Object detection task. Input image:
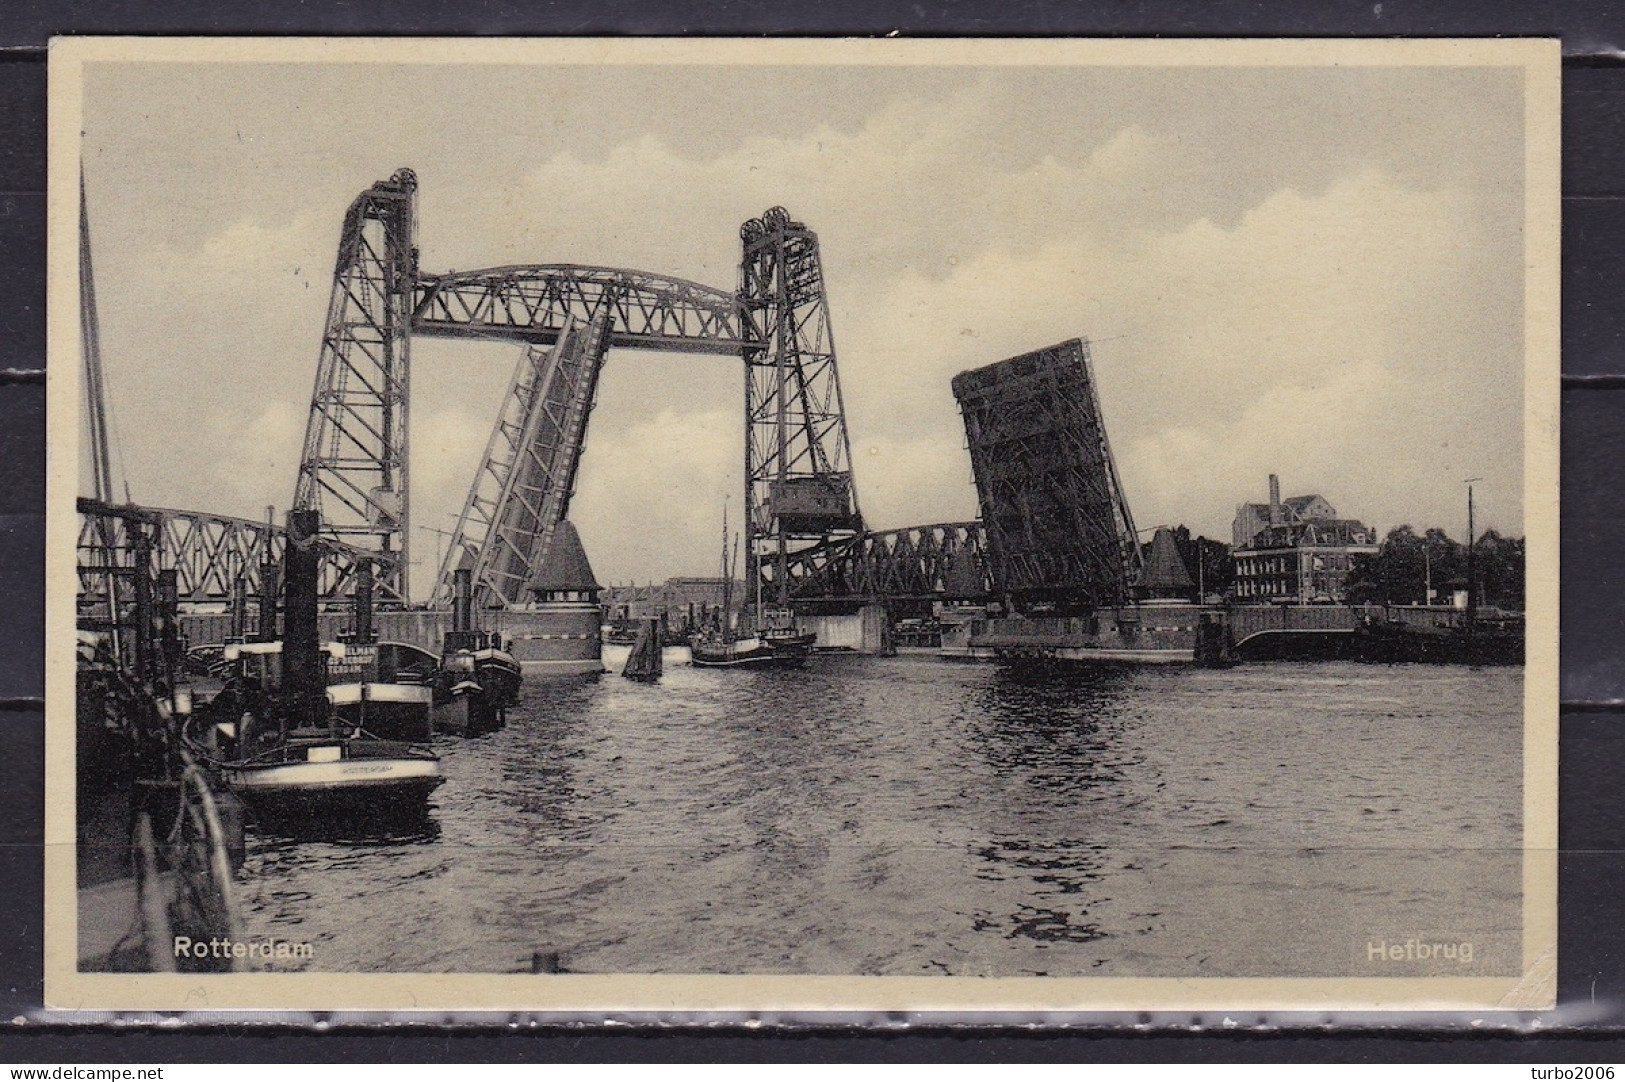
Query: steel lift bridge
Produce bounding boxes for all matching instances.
[79,169,992,618]
[292,169,991,611]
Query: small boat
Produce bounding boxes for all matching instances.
[200,644,444,825]
[689,633,812,668]
[221,730,443,824]
[621,619,664,681]
[688,505,816,669]
[438,634,523,733]
[209,506,444,829]
[437,570,524,733]
[691,608,815,668]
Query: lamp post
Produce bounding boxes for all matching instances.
[1465,478,1482,629]
[1424,540,1431,606]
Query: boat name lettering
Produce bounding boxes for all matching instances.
[341,764,394,775]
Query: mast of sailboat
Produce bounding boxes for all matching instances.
[81,174,120,506]
[81,173,126,659]
[1465,477,1481,630]
[755,500,765,626]
[730,532,740,639]
[719,499,731,636]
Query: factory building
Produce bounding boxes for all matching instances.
[1231,475,1378,603]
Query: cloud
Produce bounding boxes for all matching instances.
[81,62,1530,595]
[90,210,332,516]
[568,407,743,584]
[834,166,1521,542]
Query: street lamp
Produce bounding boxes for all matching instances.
[1465,478,1483,626]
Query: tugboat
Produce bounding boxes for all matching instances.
[210,510,443,827]
[689,504,816,668]
[220,731,443,823]
[434,568,523,733]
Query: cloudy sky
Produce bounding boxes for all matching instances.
[77,52,1530,597]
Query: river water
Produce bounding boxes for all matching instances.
[237,654,1523,979]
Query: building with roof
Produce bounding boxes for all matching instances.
[487,520,605,677]
[525,520,602,603]
[1232,475,1339,549]
[1231,475,1378,603]
[601,577,746,639]
[1139,526,1195,600]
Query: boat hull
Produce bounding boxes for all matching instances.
[971,604,1205,668]
[471,649,523,702]
[690,634,813,669]
[327,681,435,741]
[223,742,443,825]
[1352,622,1524,666]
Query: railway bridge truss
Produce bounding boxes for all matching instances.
[80,170,993,613]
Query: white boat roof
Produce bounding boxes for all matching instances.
[223,641,348,661]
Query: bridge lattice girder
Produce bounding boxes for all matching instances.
[783,520,992,602]
[739,207,864,605]
[292,169,418,603]
[78,499,992,611]
[412,265,744,354]
[78,498,377,605]
[85,175,980,618]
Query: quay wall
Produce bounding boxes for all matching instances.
[799,604,892,654]
[1226,604,1370,645]
[179,603,604,678]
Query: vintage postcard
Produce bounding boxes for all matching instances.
[46,37,1559,1014]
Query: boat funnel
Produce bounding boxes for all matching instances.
[354,559,376,645]
[282,507,326,717]
[256,557,280,642]
[453,568,474,633]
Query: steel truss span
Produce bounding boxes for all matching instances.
[413,266,743,354]
[81,172,993,617]
[77,498,375,605]
[292,174,760,605]
[782,521,992,602]
[293,173,869,612]
[953,338,1142,608]
[433,307,616,609]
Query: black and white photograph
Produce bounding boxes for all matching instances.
[48,37,1558,1013]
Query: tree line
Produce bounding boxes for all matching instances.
[1342,525,1525,610]
[1144,524,1525,610]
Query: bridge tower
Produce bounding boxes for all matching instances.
[292,169,419,604]
[739,207,864,611]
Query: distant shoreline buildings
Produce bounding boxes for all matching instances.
[1230,474,1378,604]
[602,577,743,623]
